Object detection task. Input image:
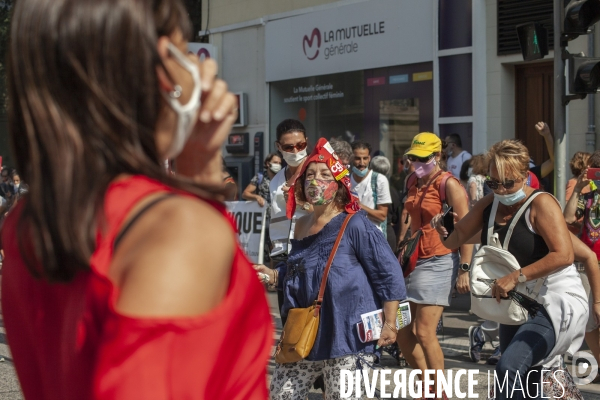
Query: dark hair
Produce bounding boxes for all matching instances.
[351,140,371,154]
[588,150,600,169]
[276,119,306,142]
[445,133,462,148]
[459,159,470,181]
[570,151,591,176]
[8,0,211,282]
[295,170,350,211]
[264,152,281,167]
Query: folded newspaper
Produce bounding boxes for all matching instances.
[356,302,412,343]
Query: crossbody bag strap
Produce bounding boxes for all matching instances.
[417,170,443,227]
[502,192,543,250]
[314,213,355,316]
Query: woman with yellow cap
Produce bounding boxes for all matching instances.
[397,132,473,399]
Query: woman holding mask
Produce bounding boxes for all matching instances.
[256,138,406,399]
[1,0,272,399]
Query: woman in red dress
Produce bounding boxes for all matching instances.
[1,0,272,399]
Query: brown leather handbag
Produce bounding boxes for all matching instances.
[274,213,354,364]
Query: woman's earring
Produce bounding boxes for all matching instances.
[169,85,182,99]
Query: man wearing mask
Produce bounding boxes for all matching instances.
[445,133,471,179]
[350,140,391,232]
[268,119,311,324]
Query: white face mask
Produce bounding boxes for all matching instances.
[269,163,282,173]
[161,43,202,160]
[282,149,307,167]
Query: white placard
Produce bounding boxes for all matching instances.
[265,0,433,82]
[225,201,267,264]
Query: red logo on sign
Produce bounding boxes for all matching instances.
[303,28,321,61]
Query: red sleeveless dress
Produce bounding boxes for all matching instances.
[1,175,272,399]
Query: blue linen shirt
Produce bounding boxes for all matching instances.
[280,210,407,361]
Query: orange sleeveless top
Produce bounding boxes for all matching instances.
[405,172,457,258]
[1,175,272,399]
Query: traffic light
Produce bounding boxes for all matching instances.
[569,55,600,94]
[564,0,600,40]
[516,23,549,61]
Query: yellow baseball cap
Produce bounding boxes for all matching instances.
[405,132,442,158]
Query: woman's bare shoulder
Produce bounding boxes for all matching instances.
[111,196,235,318]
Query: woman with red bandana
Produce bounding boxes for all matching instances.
[255,138,406,399]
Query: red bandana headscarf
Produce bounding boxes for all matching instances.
[286,137,360,218]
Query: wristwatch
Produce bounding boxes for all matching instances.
[459,263,470,272]
[302,203,310,211]
[518,270,527,283]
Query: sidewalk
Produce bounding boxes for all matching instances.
[266,291,600,399]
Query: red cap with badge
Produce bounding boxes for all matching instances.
[286,137,360,218]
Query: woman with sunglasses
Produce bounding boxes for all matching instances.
[1,0,272,398]
[397,132,473,399]
[432,140,588,400]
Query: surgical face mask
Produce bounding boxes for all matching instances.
[282,149,307,167]
[352,166,369,178]
[161,43,202,160]
[413,158,437,178]
[494,183,527,206]
[304,178,337,205]
[269,163,282,173]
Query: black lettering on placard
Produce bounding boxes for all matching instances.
[253,212,263,234]
[242,212,252,234]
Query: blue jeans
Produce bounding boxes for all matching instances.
[494,307,555,400]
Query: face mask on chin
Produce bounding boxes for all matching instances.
[352,166,369,178]
[161,43,202,160]
[494,182,527,206]
[282,149,307,167]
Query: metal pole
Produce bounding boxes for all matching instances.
[588,33,596,153]
[554,0,567,207]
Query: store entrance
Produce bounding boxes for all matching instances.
[515,62,554,167]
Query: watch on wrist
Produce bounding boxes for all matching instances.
[459,263,470,272]
[302,203,310,211]
[518,270,527,283]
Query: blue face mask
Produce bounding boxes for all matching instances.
[494,185,526,206]
[352,166,369,178]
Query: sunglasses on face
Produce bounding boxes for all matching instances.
[485,177,519,190]
[279,141,308,153]
[407,154,434,163]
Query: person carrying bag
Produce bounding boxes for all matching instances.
[255,138,406,399]
[274,213,353,364]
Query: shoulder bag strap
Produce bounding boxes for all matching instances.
[502,192,543,250]
[417,170,443,227]
[314,213,355,316]
[487,198,500,246]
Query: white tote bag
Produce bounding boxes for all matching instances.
[470,193,545,325]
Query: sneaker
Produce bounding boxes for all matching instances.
[487,347,502,365]
[468,325,484,362]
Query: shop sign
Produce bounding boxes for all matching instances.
[265,0,433,82]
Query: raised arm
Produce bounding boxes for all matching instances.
[535,122,555,179]
[564,169,589,224]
